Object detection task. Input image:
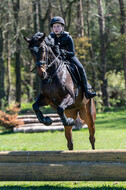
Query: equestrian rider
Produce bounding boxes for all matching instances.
[48,16,96,99]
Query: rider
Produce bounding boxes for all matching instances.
[48,16,96,99]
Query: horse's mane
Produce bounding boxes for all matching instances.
[31,32,44,40]
[45,35,61,57]
[45,35,55,46]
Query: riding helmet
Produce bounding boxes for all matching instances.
[50,16,65,27]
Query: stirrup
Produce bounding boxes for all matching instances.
[85,90,97,99]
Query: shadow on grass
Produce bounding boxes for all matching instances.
[0,130,14,135]
[95,117,126,129]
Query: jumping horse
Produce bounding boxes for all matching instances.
[24,32,96,150]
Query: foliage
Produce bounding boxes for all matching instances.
[0,104,24,131]
[95,70,125,111]
[0,0,125,108]
[106,70,126,107]
[111,34,126,56]
[74,36,91,62]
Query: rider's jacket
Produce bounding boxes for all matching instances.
[49,31,75,59]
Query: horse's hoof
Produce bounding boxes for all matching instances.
[44,116,52,126]
[64,118,75,127]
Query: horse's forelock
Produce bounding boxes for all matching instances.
[28,33,44,49]
[32,32,44,39]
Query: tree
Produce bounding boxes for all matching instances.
[118,0,126,88]
[0,0,125,107]
[97,0,109,106]
[76,0,84,37]
[58,0,77,31]
[12,0,21,106]
[6,0,11,105]
[0,2,5,108]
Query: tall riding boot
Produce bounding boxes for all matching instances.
[80,68,97,99]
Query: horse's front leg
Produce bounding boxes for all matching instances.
[32,94,52,126]
[57,94,75,126]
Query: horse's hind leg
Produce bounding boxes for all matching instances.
[33,94,52,126]
[64,109,78,150]
[79,100,96,150]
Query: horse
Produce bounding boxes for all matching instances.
[24,32,96,150]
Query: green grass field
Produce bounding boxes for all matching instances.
[0,109,126,189]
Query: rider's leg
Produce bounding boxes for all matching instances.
[69,57,96,99]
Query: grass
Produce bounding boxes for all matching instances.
[0,109,126,189]
[0,181,126,190]
[0,109,126,151]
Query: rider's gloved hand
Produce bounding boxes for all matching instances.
[60,49,67,59]
[54,45,60,55]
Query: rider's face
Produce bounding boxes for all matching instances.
[52,23,63,36]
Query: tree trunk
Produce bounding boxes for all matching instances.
[6,34,11,106]
[76,0,84,37]
[33,0,51,97]
[12,0,21,106]
[6,0,11,106]
[48,0,53,32]
[77,0,84,37]
[58,0,76,32]
[32,0,41,97]
[118,0,126,88]
[33,0,40,32]
[97,0,109,106]
[15,38,21,104]
[0,24,5,108]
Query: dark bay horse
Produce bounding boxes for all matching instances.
[24,32,96,150]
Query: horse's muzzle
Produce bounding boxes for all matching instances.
[36,66,47,79]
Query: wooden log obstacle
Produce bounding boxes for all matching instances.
[15,114,86,133]
[0,150,126,181]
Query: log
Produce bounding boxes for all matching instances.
[0,150,126,181]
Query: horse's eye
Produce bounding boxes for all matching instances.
[33,46,39,53]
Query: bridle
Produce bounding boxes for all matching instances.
[30,41,63,81]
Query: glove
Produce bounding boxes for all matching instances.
[55,45,61,55]
[60,49,67,59]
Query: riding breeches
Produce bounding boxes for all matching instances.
[68,56,87,79]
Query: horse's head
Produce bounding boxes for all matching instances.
[24,32,48,79]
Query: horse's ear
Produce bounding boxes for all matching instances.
[24,36,31,43]
[43,33,46,39]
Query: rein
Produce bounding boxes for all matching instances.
[47,54,60,68]
[47,59,64,83]
[30,40,64,83]
[30,54,61,73]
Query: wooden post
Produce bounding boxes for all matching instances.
[0,150,126,181]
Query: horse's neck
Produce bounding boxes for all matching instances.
[48,47,60,70]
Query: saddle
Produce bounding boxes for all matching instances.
[65,62,81,97]
[65,62,81,86]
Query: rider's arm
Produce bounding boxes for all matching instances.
[65,35,75,58]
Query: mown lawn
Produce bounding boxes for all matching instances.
[0,109,126,189]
